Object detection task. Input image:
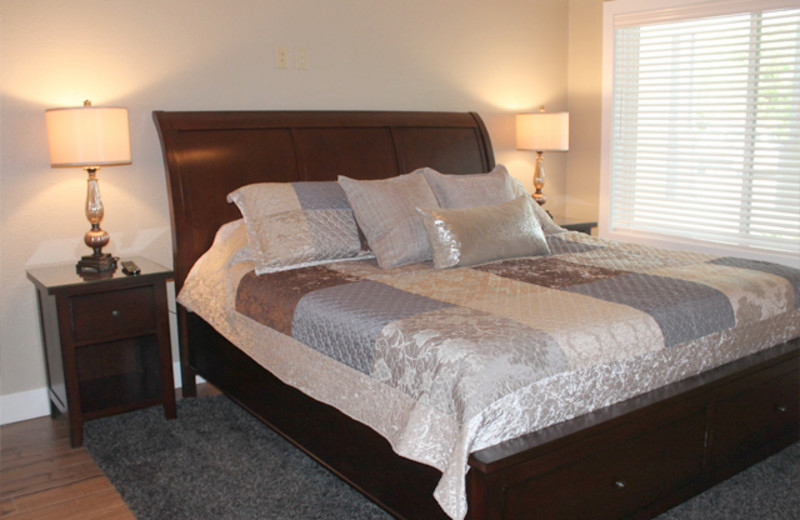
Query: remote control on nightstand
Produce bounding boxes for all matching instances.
[121,260,141,275]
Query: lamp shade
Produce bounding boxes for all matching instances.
[516,112,569,152]
[45,105,131,167]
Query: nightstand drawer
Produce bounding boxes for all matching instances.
[70,286,156,342]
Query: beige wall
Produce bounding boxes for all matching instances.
[566,0,604,221]
[0,0,602,421]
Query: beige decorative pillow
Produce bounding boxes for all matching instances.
[338,170,440,268]
[227,181,373,274]
[423,164,516,208]
[416,196,550,268]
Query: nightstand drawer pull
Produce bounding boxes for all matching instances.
[111,309,121,318]
[614,479,627,490]
[776,404,787,413]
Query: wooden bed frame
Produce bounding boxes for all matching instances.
[153,110,798,520]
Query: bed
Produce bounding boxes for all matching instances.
[153,109,799,520]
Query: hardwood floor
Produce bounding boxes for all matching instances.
[0,385,219,519]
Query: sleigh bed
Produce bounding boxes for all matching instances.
[153,109,799,520]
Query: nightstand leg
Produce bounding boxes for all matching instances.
[159,352,177,419]
[154,282,177,419]
[68,416,84,448]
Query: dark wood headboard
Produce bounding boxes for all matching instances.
[153,110,495,291]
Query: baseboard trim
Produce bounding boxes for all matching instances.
[0,362,203,425]
[0,387,51,425]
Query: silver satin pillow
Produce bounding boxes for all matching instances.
[417,195,550,268]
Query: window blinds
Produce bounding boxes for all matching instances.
[606,1,800,260]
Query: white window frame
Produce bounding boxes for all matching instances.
[600,0,800,268]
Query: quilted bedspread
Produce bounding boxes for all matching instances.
[180,222,800,520]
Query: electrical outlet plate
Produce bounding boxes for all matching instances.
[275,46,289,69]
[295,47,308,70]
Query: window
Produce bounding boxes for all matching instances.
[601,0,800,267]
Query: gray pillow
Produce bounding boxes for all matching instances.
[338,170,440,268]
[416,195,550,268]
[423,164,515,208]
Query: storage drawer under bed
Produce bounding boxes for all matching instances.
[467,344,799,520]
[501,407,707,520]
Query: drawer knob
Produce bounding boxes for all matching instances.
[614,479,627,490]
[776,404,787,413]
[111,309,121,318]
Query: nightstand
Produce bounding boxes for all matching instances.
[27,256,176,447]
[551,215,598,235]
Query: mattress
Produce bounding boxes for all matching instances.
[178,219,800,520]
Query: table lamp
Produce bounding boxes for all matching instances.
[45,100,131,273]
[516,106,569,207]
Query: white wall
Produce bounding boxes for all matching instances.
[1,0,601,423]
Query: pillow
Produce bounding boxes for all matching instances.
[338,170,440,268]
[424,163,564,235]
[507,175,565,235]
[227,181,373,274]
[423,164,516,208]
[416,195,550,269]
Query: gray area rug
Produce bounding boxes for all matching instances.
[84,395,798,520]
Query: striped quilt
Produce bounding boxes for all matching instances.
[236,233,799,424]
[182,224,800,520]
